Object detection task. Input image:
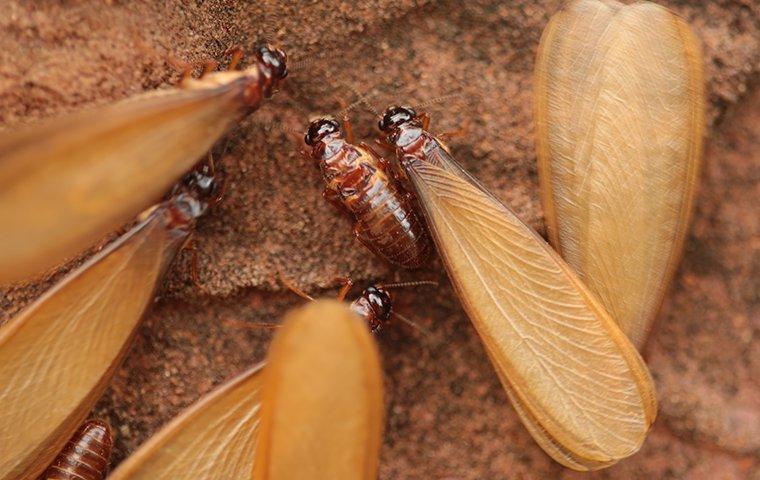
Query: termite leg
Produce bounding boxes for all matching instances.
[437,122,470,142]
[206,151,216,174]
[361,142,391,171]
[181,237,203,290]
[335,276,354,301]
[419,112,431,131]
[278,271,315,301]
[373,138,395,154]
[342,115,356,145]
[225,45,244,71]
[200,60,219,78]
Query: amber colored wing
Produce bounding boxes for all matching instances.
[110,363,265,480]
[0,205,185,480]
[0,81,245,284]
[253,301,384,480]
[534,0,705,347]
[402,150,657,470]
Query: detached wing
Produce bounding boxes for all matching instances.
[0,80,246,283]
[534,0,705,347]
[403,147,657,470]
[110,364,265,480]
[0,205,185,480]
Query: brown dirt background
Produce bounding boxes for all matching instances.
[1,1,758,478]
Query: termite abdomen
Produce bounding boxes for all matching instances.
[305,117,431,269]
[40,420,113,480]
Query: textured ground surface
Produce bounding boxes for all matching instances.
[0,1,758,479]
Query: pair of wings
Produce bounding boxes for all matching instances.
[398,137,657,470]
[112,300,384,480]
[0,204,187,480]
[534,0,705,347]
[0,72,251,285]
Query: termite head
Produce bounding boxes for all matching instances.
[378,105,418,133]
[305,117,341,146]
[378,105,424,149]
[351,285,393,333]
[304,117,344,161]
[168,162,225,228]
[257,45,288,80]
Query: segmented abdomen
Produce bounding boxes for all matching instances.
[41,420,113,480]
[352,172,430,269]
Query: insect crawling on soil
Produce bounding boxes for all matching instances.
[0,44,286,284]
[377,105,658,471]
[278,275,436,336]
[0,163,222,480]
[304,116,431,269]
[40,420,114,480]
[534,0,705,348]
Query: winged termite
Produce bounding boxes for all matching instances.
[0,45,287,284]
[534,0,705,348]
[40,420,113,480]
[377,106,657,470]
[304,117,431,268]
[109,364,265,480]
[0,165,220,480]
[252,300,384,480]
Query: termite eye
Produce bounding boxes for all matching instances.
[365,286,392,321]
[378,105,417,132]
[258,45,288,79]
[304,118,341,145]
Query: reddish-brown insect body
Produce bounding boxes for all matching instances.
[40,420,113,480]
[304,118,431,269]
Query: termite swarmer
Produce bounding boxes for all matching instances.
[304,117,431,269]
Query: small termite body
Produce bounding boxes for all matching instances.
[304,118,431,269]
[278,276,433,336]
[40,420,113,480]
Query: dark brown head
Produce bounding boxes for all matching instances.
[169,162,225,228]
[304,117,341,146]
[256,44,288,80]
[252,44,288,99]
[304,117,345,162]
[378,105,419,133]
[353,285,393,334]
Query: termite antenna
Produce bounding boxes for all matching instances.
[378,280,438,290]
[393,311,433,339]
[410,91,482,111]
[223,318,281,330]
[278,271,315,301]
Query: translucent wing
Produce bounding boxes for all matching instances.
[253,301,384,480]
[0,205,186,480]
[110,364,265,480]
[402,147,657,470]
[534,0,705,347]
[0,77,246,283]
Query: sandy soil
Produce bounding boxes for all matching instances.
[0,1,758,478]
